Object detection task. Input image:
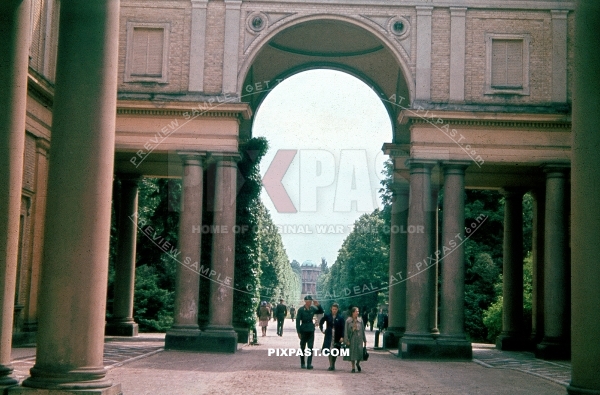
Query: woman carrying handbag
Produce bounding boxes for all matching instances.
[343,307,367,373]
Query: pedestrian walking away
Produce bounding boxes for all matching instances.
[343,306,367,373]
[295,295,324,369]
[319,302,345,371]
[257,301,271,337]
[275,299,288,336]
[368,308,377,331]
[290,306,296,322]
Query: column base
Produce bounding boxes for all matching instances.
[165,327,238,353]
[399,333,436,359]
[105,321,138,337]
[382,327,403,349]
[233,327,250,344]
[436,336,473,359]
[400,334,472,359]
[164,328,201,351]
[197,327,238,353]
[8,384,122,395]
[567,385,600,395]
[0,365,19,386]
[535,337,570,360]
[496,333,528,351]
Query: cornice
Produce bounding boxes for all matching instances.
[116,100,252,120]
[398,109,571,129]
[27,68,54,108]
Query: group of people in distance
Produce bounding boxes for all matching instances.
[257,299,288,337]
[257,295,372,372]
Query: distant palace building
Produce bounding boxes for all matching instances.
[300,260,321,301]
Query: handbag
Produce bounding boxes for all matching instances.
[362,347,369,361]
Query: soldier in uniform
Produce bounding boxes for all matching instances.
[275,298,288,336]
[295,295,324,369]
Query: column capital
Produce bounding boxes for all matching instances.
[416,6,434,15]
[442,161,470,175]
[211,152,241,166]
[450,7,467,16]
[191,0,208,8]
[542,164,570,178]
[550,10,569,19]
[405,158,436,173]
[178,151,207,167]
[35,137,50,155]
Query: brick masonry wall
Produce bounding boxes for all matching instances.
[465,10,553,105]
[114,1,570,107]
[22,134,36,193]
[431,7,450,102]
[118,0,191,93]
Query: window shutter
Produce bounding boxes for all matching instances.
[30,0,46,71]
[131,27,164,77]
[46,0,60,82]
[506,40,523,87]
[145,29,164,76]
[491,39,523,88]
[491,40,507,87]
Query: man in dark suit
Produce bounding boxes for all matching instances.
[275,299,288,336]
[295,295,324,369]
[319,302,345,371]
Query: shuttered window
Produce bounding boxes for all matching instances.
[131,27,164,77]
[485,34,530,95]
[125,22,169,83]
[491,39,523,88]
[29,0,46,72]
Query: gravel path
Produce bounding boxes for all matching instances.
[106,320,566,395]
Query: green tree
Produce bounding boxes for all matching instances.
[483,253,533,342]
[320,210,390,312]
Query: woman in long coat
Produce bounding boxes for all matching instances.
[343,306,367,372]
[319,302,345,371]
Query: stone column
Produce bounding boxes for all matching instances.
[496,188,525,351]
[536,167,570,359]
[400,160,436,358]
[165,152,205,350]
[106,176,141,337]
[384,168,409,350]
[568,2,600,393]
[199,154,239,353]
[0,0,31,387]
[17,1,121,393]
[438,162,472,359]
[529,189,545,346]
[429,186,439,336]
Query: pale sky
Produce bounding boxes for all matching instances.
[252,69,392,265]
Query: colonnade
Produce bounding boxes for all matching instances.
[163,153,240,353]
[384,157,572,360]
[108,153,240,352]
[385,160,472,359]
[0,1,241,392]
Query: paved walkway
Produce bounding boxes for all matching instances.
[10,321,571,394]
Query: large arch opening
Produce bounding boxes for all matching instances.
[252,68,392,280]
[239,17,413,143]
